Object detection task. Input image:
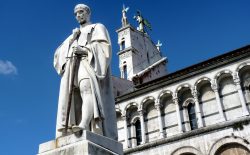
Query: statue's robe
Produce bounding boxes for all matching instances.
[54,23,118,140]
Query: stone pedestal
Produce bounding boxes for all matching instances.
[38,131,123,155]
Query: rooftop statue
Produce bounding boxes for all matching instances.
[133,10,152,33]
[53,4,118,140]
[122,4,129,27]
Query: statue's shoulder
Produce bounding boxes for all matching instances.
[84,23,104,28]
[83,23,106,34]
[91,23,107,31]
[89,23,109,41]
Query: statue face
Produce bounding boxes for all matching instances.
[75,9,88,25]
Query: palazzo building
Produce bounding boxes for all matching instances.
[113,8,250,155]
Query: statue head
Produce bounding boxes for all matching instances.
[74,4,91,25]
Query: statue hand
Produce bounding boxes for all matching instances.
[72,28,80,39]
[73,46,88,55]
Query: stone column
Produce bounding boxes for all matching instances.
[192,88,204,128]
[211,82,226,121]
[234,74,250,116]
[182,107,190,131]
[173,97,183,133]
[120,67,124,79]
[122,114,129,148]
[138,109,146,144]
[155,100,165,138]
[119,42,123,50]
[131,124,137,147]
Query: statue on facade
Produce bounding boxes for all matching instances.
[133,10,152,33]
[53,4,118,140]
[122,4,129,27]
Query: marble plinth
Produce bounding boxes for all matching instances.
[38,130,123,155]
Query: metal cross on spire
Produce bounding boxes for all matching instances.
[156,40,162,51]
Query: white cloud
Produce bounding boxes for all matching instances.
[0,60,18,75]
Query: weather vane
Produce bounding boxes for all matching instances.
[133,10,152,33]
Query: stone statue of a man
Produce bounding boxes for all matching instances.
[53,4,117,140]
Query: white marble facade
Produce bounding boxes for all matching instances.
[115,55,250,154]
[117,25,167,83]
[114,10,250,154]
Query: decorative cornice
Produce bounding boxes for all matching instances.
[117,47,138,55]
[132,57,167,78]
[116,24,136,33]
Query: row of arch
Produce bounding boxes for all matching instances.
[171,136,250,155]
[121,62,250,113]
[116,62,250,148]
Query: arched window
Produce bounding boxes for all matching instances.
[215,143,250,155]
[135,120,142,145]
[123,65,127,79]
[242,78,250,102]
[187,103,198,130]
[121,40,125,50]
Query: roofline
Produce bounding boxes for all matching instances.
[116,44,250,103]
[133,57,167,78]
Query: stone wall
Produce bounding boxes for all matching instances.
[117,25,167,83]
[116,57,250,151]
[124,117,250,155]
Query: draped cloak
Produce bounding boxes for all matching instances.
[53,23,118,140]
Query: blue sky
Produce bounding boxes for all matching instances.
[0,0,250,154]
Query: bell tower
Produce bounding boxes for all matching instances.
[117,6,168,84]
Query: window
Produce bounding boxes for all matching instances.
[123,65,127,79]
[147,53,150,63]
[135,120,142,145]
[121,40,125,50]
[187,103,198,130]
[215,143,250,155]
[116,91,120,96]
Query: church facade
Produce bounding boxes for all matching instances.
[114,8,250,155]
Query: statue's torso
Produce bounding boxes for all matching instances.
[67,24,96,58]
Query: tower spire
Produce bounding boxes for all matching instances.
[117,9,167,84]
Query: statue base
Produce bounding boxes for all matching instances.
[38,130,123,155]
